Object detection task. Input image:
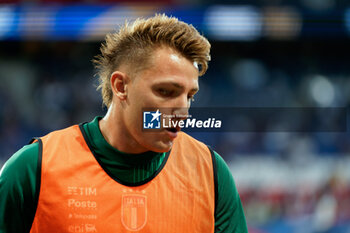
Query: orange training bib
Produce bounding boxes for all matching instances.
[30,125,215,233]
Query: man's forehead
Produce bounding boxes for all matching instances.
[170,54,181,63]
[168,52,199,71]
[135,47,199,84]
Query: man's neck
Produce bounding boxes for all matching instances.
[99,105,147,154]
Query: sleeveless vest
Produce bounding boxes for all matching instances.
[30,125,216,233]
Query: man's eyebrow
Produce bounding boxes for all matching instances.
[155,82,199,92]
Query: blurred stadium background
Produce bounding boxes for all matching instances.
[1,0,350,232]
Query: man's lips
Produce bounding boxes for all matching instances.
[164,125,181,139]
[166,128,178,133]
[164,119,182,131]
[165,125,181,132]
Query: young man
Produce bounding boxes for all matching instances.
[0,14,247,232]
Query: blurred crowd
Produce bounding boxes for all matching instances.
[1,37,350,231]
[243,174,350,233]
[0,42,104,163]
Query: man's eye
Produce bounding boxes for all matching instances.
[158,89,172,96]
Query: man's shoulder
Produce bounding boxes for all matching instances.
[0,142,39,181]
[175,132,215,160]
[41,124,82,141]
[176,132,227,160]
[176,131,207,147]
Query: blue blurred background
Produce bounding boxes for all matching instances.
[1,0,350,232]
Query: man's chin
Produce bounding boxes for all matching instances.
[139,131,174,152]
[148,140,173,153]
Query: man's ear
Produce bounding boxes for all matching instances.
[110,71,129,100]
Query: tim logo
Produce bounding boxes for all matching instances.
[121,194,147,231]
[143,110,161,129]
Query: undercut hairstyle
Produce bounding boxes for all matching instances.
[93,13,211,108]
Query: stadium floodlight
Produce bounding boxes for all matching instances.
[203,5,262,41]
[0,5,15,39]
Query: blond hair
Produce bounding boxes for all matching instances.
[93,14,211,107]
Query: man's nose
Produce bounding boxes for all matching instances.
[172,95,190,120]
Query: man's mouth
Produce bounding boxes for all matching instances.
[164,126,181,138]
[163,118,182,137]
[166,127,178,133]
